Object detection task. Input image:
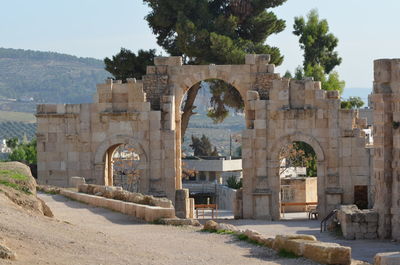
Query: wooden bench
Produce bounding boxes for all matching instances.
[281,202,318,219]
[195,204,218,219]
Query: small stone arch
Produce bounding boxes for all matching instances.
[268,132,327,220]
[269,132,325,162]
[93,135,148,187]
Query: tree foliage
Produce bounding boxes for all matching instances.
[280,141,316,177]
[8,138,37,165]
[341,96,365,109]
[226,175,242,189]
[292,10,345,94]
[143,0,286,65]
[143,0,287,136]
[190,134,218,157]
[104,48,157,82]
[293,9,341,74]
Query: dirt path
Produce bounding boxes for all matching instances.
[0,193,318,265]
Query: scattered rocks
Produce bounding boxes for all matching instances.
[204,220,218,231]
[0,244,16,260]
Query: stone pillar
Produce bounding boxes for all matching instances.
[175,189,190,219]
[372,59,395,239]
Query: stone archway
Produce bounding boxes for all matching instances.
[268,132,326,220]
[172,75,251,191]
[93,135,148,191]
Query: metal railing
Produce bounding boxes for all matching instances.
[320,209,338,232]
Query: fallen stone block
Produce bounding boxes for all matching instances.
[303,241,351,265]
[374,252,400,265]
[273,234,316,251]
[204,220,218,231]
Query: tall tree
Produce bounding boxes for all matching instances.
[190,134,218,157]
[292,9,345,94]
[293,9,341,74]
[104,48,156,82]
[143,0,287,139]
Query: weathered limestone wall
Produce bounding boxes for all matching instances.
[371,59,400,240]
[242,75,371,220]
[37,78,176,200]
[37,54,372,220]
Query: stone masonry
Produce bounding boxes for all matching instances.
[371,59,400,240]
[36,54,373,222]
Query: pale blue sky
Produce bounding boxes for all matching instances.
[2,0,399,99]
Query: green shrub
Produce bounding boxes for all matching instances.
[226,175,242,189]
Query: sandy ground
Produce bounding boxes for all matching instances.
[0,193,319,265]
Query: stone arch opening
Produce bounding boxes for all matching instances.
[177,78,246,211]
[94,135,148,192]
[103,144,143,192]
[269,133,326,220]
[278,141,318,220]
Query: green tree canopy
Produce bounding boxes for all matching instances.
[8,139,37,165]
[341,96,365,109]
[143,0,286,65]
[190,134,218,157]
[104,48,157,82]
[292,9,345,94]
[293,9,341,74]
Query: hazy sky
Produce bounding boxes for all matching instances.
[2,0,399,98]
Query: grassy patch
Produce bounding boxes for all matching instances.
[215,229,235,235]
[0,179,31,194]
[278,249,299,259]
[0,169,28,181]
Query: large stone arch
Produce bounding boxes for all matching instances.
[170,65,251,110]
[93,134,148,189]
[267,132,327,220]
[167,65,253,191]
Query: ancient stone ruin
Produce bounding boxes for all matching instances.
[35,54,399,240]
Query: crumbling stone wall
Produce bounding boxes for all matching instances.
[36,54,372,218]
[337,205,378,240]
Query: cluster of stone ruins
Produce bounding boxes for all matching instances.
[36,54,399,240]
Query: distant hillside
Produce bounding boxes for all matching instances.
[0,48,109,111]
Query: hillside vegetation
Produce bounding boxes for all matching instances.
[0,121,36,141]
[0,48,108,111]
